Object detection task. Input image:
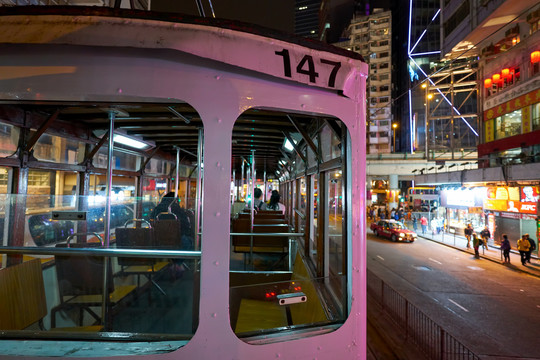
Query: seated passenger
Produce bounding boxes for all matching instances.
[152,191,193,250]
[245,187,264,211]
[261,190,286,213]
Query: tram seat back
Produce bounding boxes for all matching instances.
[238,213,285,220]
[116,220,155,267]
[0,259,47,330]
[253,218,288,225]
[232,219,289,252]
[55,242,114,296]
[153,218,182,249]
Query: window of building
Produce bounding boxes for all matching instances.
[495,109,522,140]
[533,103,540,131]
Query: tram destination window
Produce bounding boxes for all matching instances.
[229,109,350,341]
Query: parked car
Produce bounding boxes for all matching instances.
[370,219,416,242]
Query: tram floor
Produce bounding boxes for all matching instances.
[111,261,197,335]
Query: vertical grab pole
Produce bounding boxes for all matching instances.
[195,128,203,250]
[102,110,115,330]
[241,160,245,202]
[250,150,255,268]
[175,147,180,196]
[263,170,267,202]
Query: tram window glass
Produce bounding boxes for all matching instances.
[33,133,85,164]
[144,158,172,176]
[320,125,341,162]
[0,122,18,157]
[229,111,349,339]
[93,147,139,171]
[0,167,7,193]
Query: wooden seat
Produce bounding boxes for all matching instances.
[52,242,136,329]
[232,219,290,253]
[0,259,47,330]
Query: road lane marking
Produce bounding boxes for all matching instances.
[429,258,442,265]
[448,298,469,312]
[466,266,484,271]
[377,255,385,261]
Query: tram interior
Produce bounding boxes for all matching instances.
[0,102,349,343]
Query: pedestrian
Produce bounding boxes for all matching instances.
[480,225,490,252]
[464,224,473,249]
[526,234,536,264]
[517,234,531,266]
[420,215,428,234]
[472,232,481,258]
[500,234,511,264]
[412,216,418,232]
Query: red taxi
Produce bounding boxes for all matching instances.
[370,219,416,242]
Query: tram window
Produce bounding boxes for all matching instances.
[33,133,85,164]
[0,122,18,157]
[93,147,138,171]
[230,110,349,340]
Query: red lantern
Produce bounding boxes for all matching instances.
[484,79,492,88]
[501,68,510,78]
[531,51,540,63]
[492,73,501,83]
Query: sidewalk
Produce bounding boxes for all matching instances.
[412,225,540,278]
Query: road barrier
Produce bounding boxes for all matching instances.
[367,269,480,360]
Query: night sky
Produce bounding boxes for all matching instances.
[152,0,295,33]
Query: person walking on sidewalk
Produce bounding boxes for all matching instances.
[420,215,428,234]
[413,216,418,232]
[480,226,490,252]
[464,224,473,249]
[526,234,536,264]
[517,234,531,266]
[472,232,481,259]
[500,234,511,264]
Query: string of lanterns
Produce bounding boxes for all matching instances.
[483,50,539,89]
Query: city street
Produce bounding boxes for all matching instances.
[367,231,540,359]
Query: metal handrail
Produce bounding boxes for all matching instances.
[0,246,201,259]
[230,233,304,237]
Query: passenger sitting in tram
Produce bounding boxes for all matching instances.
[245,188,264,211]
[152,191,193,249]
[261,190,286,213]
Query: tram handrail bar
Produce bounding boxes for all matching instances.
[294,209,306,220]
[230,232,304,237]
[0,246,201,259]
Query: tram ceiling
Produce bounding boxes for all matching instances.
[3,103,342,177]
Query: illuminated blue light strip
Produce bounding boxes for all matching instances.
[432,9,441,21]
[408,0,413,54]
[409,57,479,137]
[410,29,427,54]
[409,89,414,153]
[410,51,441,57]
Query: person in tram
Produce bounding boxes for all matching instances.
[246,187,264,211]
[480,226,490,252]
[464,223,473,249]
[500,234,511,264]
[261,190,286,213]
[517,234,531,266]
[152,191,193,250]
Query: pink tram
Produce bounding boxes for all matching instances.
[0,6,368,359]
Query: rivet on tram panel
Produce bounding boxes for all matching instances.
[215,75,221,80]
[275,354,281,358]
[216,162,221,167]
[215,212,221,217]
[117,88,123,94]
[317,346,322,351]
[211,312,217,318]
[217,118,222,123]
[214,261,219,266]
[301,104,306,109]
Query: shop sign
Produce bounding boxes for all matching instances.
[484,88,540,121]
[521,186,540,202]
[484,199,508,211]
[468,207,483,214]
[521,214,537,220]
[501,212,520,219]
[446,189,476,207]
[487,186,520,201]
[519,201,537,214]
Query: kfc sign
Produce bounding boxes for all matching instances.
[520,202,537,214]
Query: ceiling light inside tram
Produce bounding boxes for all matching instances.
[113,134,151,149]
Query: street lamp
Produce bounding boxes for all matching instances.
[392,123,398,151]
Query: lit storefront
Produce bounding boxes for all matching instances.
[440,187,486,236]
[483,186,539,250]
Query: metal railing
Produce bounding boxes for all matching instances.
[368,269,480,360]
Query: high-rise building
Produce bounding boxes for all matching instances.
[295,0,322,39]
[334,9,392,154]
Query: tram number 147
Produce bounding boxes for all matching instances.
[275,49,342,88]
